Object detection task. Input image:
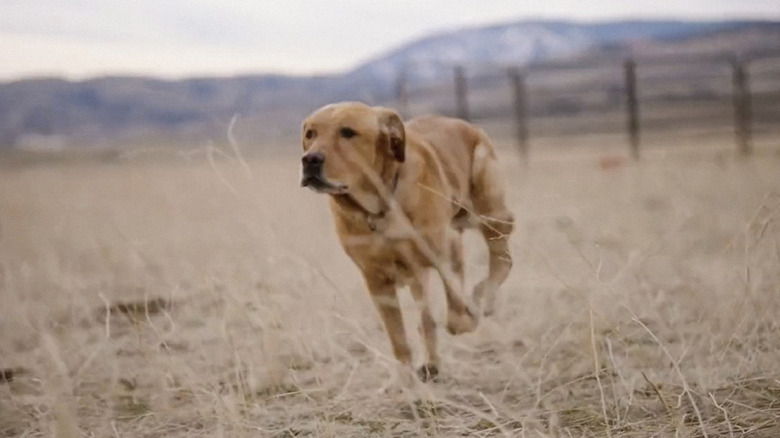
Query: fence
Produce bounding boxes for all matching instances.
[394,51,780,160]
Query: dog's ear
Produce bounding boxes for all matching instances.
[376,108,405,162]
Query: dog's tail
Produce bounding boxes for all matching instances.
[470,129,514,315]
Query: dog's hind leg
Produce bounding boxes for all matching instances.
[471,133,514,316]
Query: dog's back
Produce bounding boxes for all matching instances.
[406,116,483,207]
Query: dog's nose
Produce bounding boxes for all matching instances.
[302,152,325,169]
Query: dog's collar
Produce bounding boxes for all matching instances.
[332,171,400,231]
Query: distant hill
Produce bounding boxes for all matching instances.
[347,20,764,85]
[1,20,778,150]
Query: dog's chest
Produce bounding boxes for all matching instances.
[338,212,424,274]
[339,207,408,239]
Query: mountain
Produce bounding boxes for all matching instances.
[347,20,759,86]
[1,20,778,150]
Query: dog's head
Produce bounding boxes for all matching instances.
[300,102,405,195]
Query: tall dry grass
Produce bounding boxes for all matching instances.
[1,144,779,437]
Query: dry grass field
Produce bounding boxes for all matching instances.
[1,142,780,437]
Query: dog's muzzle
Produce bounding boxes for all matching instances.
[300,152,348,194]
[301,152,325,178]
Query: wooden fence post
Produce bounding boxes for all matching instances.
[395,64,409,118]
[731,59,753,155]
[508,67,529,162]
[623,58,640,159]
[454,66,469,121]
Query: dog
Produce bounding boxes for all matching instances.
[300,102,513,381]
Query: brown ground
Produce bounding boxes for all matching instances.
[1,142,779,437]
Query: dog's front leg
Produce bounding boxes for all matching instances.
[366,275,419,390]
[409,269,440,382]
[366,275,412,367]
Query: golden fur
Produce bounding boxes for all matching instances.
[300,102,513,381]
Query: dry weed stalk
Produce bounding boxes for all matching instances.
[3,149,780,436]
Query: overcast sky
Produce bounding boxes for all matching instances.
[1,0,778,81]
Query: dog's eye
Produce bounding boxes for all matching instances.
[339,127,357,139]
[304,129,314,139]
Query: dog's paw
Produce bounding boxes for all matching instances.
[377,364,417,394]
[473,280,498,316]
[416,363,439,382]
[446,305,478,335]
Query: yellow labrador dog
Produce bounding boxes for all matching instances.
[300,102,513,381]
